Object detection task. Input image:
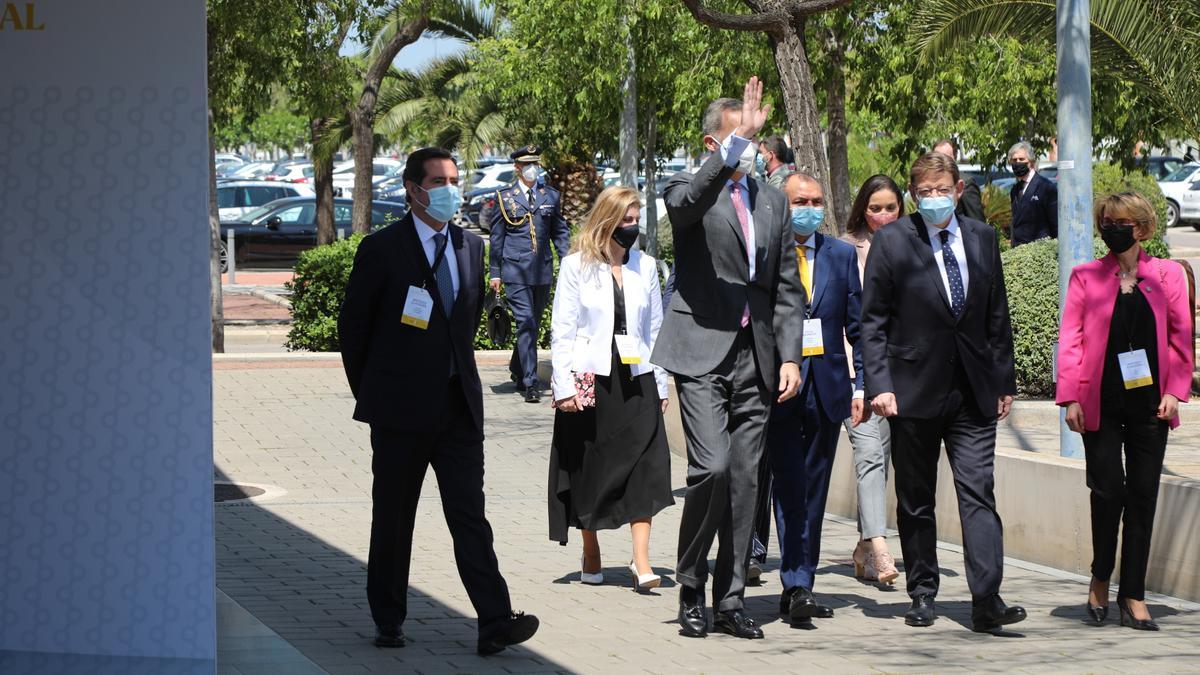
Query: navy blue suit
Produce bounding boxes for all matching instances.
[767,233,863,591]
[488,181,570,388]
[1009,172,1057,247]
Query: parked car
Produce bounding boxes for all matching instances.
[464,185,500,232]
[468,163,517,191]
[217,181,316,221]
[1158,162,1200,228]
[1138,155,1186,181]
[373,175,405,202]
[218,197,405,270]
[263,163,315,184]
[224,160,275,181]
[332,158,404,193]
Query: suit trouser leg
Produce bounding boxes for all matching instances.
[845,414,891,540]
[888,415,944,599]
[942,402,1004,601]
[429,386,513,627]
[367,427,433,627]
[675,330,770,612]
[506,283,550,388]
[749,454,772,566]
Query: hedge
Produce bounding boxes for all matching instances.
[284,232,549,352]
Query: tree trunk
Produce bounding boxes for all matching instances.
[349,106,375,235]
[644,100,659,258]
[619,7,638,189]
[350,11,430,234]
[312,118,337,245]
[822,23,850,235]
[770,18,832,209]
[208,110,224,353]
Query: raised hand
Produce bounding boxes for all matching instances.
[734,76,771,141]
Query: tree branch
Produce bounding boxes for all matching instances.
[364,2,431,97]
[678,0,789,32]
[787,0,854,15]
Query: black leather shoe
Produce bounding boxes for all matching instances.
[1086,603,1108,625]
[524,386,540,403]
[788,586,833,622]
[1118,598,1159,631]
[373,624,406,648]
[971,594,1027,632]
[779,588,796,616]
[478,611,540,655]
[678,599,708,638]
[905,594,936,627]
[713,610,763,639]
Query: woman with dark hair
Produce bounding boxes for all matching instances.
[840,174,905,584]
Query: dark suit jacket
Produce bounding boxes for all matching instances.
[1009,172,1057,246]
[339,213,487,433]
[776,233,863,423]
[650,151,805,390]
[956,179,985,222]
[860,213,1016,419]
[488,181,570,286]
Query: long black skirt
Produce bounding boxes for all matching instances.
[548,353,673,545]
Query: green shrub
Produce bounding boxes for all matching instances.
[284,234,364,352]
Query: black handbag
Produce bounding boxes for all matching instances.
[484,290,513,345]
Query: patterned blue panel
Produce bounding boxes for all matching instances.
[0,0,215,662]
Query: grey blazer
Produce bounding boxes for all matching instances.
[650,151,805,390]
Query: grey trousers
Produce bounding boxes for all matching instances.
[843,413,891,540]
[674,329,771,612]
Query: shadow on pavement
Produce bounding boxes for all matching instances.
[213,466,570,674]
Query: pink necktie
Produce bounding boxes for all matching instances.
[730,183,752,327]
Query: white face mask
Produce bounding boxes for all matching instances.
[721,134,757,176]
[520,164,539,183]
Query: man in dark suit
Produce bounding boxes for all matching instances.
[1007,140,1058,246]
[933,138,985,222]
[767,173,864,625]
[339,147,538,655]
[861,151,1025,633]
[651,77,804,640]
[488,145,571,403]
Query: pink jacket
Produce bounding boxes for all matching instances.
[1056,250,1193,431]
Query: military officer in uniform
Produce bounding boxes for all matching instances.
[489,145,571,403]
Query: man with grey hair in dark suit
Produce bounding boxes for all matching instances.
[651,77,805,641]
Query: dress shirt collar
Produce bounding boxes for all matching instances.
[925,213,961,243]
[796,234,818,251]
[413,212,447,246]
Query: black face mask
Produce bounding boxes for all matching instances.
[1011,162,1031,178]
[612,225,640,250]
[1101,226,1137,254]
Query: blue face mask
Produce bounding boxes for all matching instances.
[790,206,824,236]
[417,184,463,223]
[917,195,955,226]
[755,154,767,176]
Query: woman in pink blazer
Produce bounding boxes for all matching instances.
[1056,192,1194,631]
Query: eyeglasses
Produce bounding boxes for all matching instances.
[793,197,824,207]
[1099,218,1138,230]
[914,186,955,199]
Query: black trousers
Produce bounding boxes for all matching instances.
[367,381,511,629]
[1082,404,1168,601]
[674,328,772,612]
[889,371,1005,602]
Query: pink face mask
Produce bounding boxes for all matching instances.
[865,211,898,231]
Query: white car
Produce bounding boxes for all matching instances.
[217,181,315,221]
[1157,162,1200,228]
[264,163,314,184]
[332,158,404,193]
[468,163,518,191]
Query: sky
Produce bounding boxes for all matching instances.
[339,33,468,71]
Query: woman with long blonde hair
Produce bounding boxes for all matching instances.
[547,186,673,592]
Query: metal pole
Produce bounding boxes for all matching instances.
[1056,0,1092,458]
[226,228,237,285]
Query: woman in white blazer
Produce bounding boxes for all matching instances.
[547,186,673,593]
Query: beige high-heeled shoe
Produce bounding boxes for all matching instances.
[871,551,899,584]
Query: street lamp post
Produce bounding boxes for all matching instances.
[1056,0,1092,458]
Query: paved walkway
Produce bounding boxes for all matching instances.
[214,361,1200,674]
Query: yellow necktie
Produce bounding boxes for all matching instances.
[796,247,812,299]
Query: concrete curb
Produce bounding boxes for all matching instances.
[248,288,292,309]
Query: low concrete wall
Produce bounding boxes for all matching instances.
[663,379,1200,602]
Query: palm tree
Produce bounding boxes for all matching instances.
[911,0,1200,145]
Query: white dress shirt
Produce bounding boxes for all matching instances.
[413,214,459,297]
[925,215,969,303]
[721,134,757,282]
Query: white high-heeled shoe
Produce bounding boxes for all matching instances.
[580,554,604,585]
[628,561,661,592]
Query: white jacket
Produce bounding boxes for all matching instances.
[550,249,669,402]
